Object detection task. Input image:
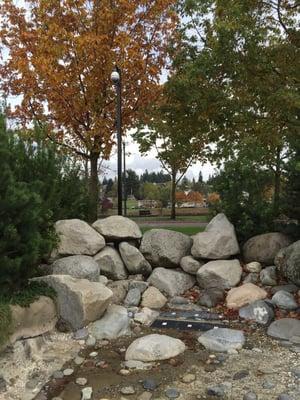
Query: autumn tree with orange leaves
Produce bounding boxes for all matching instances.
[0,0,177,219]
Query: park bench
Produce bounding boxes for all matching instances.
[139,209,151,217]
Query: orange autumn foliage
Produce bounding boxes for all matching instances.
[0,0,177,162]
[207,192,220,204]
[186,191,204,203]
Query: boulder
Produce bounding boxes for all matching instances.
[260,266,277,286]
[107,280,129,304]
[125,334,186,361]
[53,219,105,256]
[191,213,239,260]
[92,216,142,241]
[94,246,128,280]
[226,283,268,309]
[128,280,149,293]
[89,305,131,340]
[271,290,298,310]
[35,275,113,330]
[243,233,292,265]
[119,242,152,276]
[239,300,274,326]
[198,328,245,352]
[140,229,192,268]
[180,256,204,275]
[267,318,300,341]
[148,268,195,297]
[198,288,225,308]
[196,260,242,289]
[141,287,168,309]
[243,273,259,284]
[52,255,100,281]
[124,288,141,307]
[275,240,300,286]
[9,296,57,344]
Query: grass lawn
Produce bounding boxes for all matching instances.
[141,225,205,236]
[133,214,210,223]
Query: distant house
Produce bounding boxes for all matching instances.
[137,200,159,209]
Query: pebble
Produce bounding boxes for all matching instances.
[51,397,63,400]
[120,386,136,395]
[143,378,158,391]
[181,373,196,383]
[291,368,300,378]
[74,356,85,365]
[76,377,88,386]
[262,379,276,389]
[243,392,257,400]
[89,351,98,358]
[52,370,64,379]
[206,383,232,397]
[119,369,130,376]
[138,392,153,400]
[233,370,249,380]
[165,388,180,398]
[73,327,89,340]
[86,336,96,347]
[277,395,294,400]
[63,368,74,376]
[0,376,7,393]
[81,387,93,400]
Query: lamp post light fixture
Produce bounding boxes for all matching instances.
[111,66,123,216]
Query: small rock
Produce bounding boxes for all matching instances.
[180,256,204,275]
[74,356,85,365]
[239,300,274,326]
[226,283,267,309]
[63,368,74,376]
[181,374,196,383]
[271,284,299,294]
[291,367,300,378]
[86,336,96,347]
[243,272,259,284]
[0,376,7,393]
[52,370,64,379]
[142,378,158,391]
[165,388,180,398]
[73,327,89,340]
[76,377,88,386]
[169,296,190,305]
[139,392,153,400]
[98,275,108,285]
[233,370,249,380]
[272,291,298,310]
[243,392,257,400]
[81,387,93,400]
[123,360,153,370]
[277,394,294,400]
[262,379,276,389]
[129,280,149,293]
[89,351,98,358]
[134,307,159,326]
[198,328,245,352]
[207,383,229,397]
[120,386,136,395]
[245,262,262,273]
[119,369,130,376]
[198,288,225,308]
[260,266,277,286]
[141,287,168,309]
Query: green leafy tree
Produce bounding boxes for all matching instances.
[0,115,54,293]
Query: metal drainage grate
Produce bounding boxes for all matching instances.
[151,310,227,332]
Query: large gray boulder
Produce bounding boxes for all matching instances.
[180,256,204,275]
[243,233,292,265]
[267,318,300,341]
[94,246,128,280]
[52,255,100,281]
[125,334,186,361]
[89,305,131,340]
[53,219,105,257]
[275,240,300,286]
[196,260,242,289]
[148,267,195,297]
[92,216,142,241]
[119,242,152,276]
[191,213,239,260]
[34,275,113,330]
[198,328,245,352]
[140,229,192,268]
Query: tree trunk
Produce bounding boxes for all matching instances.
[273,146,281,215]
[171,171,176,220]
[89,152,100,221]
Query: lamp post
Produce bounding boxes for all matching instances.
[123,141,127,216]
[111,66,122,216]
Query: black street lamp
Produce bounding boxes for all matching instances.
[111,66,122,216]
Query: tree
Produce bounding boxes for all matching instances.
[174,0,299,215]
[0,0,177,219]
[134,85,205,219]
[125,169,140,199]
[0,114,54,293]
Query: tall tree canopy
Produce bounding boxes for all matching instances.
[0,0,177,218]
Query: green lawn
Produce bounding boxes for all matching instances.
[141,225,205,236]
[133,214,210,223]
